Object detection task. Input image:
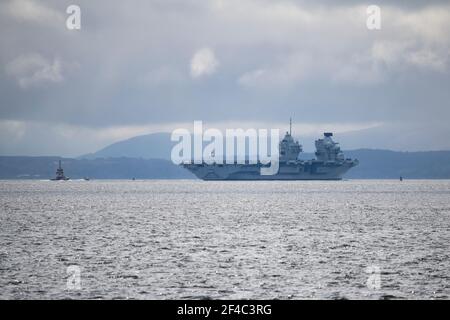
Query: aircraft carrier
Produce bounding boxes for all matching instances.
[183,122,358,180]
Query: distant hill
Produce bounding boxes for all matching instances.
[299,149,450,179]
[343,149,450,179]
[3,131,450,179]
[80,133,172,160]
[0,156,193,180]
[2,148,450,179]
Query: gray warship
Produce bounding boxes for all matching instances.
[183,122,358,180]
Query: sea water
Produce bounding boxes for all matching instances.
[0,180,449,299]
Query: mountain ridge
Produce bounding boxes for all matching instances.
[3,132,450,179]
[2,147,450,179]
[80,132,450,160]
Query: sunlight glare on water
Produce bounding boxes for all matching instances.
[0,179,449,299]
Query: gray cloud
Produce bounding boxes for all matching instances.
[5,53,64,88]
[0,0,449,155]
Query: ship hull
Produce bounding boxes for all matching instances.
[184,160,357,181]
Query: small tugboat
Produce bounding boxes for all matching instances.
[51,160,70,181]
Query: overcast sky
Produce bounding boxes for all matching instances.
[0,0,449,156]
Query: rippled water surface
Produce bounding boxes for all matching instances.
[0,180,449,299]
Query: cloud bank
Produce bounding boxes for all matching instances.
[0,0,449,155]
